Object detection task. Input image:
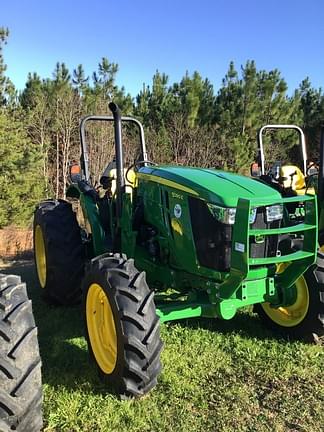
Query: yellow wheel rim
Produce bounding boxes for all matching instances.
[34,225,46,288]
[261,274,309,327]
[86,283,117,374]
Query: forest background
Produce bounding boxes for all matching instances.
[1,26,324,228]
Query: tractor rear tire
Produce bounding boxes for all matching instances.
[83,253,163,397]
[255,252,324,341]
[33,199,85,305]
[0,274,42,432]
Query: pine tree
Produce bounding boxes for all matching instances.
[20,73,43,109]
[0,27,15,107]
[0,111,45,226]
[148,71,171,127]
[299,78,324,160]
[215,60,303,172]
[198,78,216,126]
[72,64,89,95]
[135,84,151,124]
[92,57,118,101]
[53,62,71,88]
[178,71,204,127]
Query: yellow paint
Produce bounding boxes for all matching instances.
[171,218,183,236]
[280,165,305,190]
[261,264,309,327]
[295,187,315,195]
[137,173,198,196]
[86,283,117,374]
[34,225,46,288]
[107,168,136,195]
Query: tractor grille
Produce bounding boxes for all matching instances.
[188,197,280,272]
[250,208,280,260]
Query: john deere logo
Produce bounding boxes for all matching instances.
[174,204,182,218]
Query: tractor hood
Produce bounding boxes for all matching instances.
[137,165,282,207]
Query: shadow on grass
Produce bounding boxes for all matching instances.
[1,258,285,394]
[0,259,112,395]
[169,311,281,342]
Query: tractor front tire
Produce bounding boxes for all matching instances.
[83,253,163,397]
[33,200,85,305]
[0,274,42,432]
[255,252,324,341]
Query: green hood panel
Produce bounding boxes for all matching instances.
[138,166,281,206]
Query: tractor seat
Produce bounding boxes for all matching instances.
[104,167,136,195]
[279,165,316,195]
[280,165,305,191]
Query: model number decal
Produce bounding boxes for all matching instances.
[172,191,183,200]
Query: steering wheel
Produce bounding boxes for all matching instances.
[125,160,157,184]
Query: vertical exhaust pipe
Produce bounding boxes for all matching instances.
[109,102,125,218]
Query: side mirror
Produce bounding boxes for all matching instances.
[250,162,261,177]
[69,162,82,183]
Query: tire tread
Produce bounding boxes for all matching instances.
[0,274,42,431]
[34,199,85,305]
[83,253,163,397]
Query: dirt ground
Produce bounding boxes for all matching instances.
[0,227,33,259]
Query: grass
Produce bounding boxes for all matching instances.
[1,260,323,432]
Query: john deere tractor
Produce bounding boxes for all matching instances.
[252,124,315,195]
[251,123,324,335]
[33,103,323,398]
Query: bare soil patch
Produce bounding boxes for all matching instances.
[0,226,33,259]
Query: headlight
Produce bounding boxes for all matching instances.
[207,204,257,225]
[266,204,283,222]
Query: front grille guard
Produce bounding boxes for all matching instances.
[218,194,317,299]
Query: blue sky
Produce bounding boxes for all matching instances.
[2,0,324,96]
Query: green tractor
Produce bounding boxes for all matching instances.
[33,103,323,398]
[252,124,314,195]
[251,123,324,334]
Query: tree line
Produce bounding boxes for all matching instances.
[1,27,324,227]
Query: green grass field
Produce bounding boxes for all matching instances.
[1,260,323,432]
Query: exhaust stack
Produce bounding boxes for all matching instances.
[109,102,125,217]
[319,127,324,203]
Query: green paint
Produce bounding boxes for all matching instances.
[71,162,318,323]
[137,166,282,206]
